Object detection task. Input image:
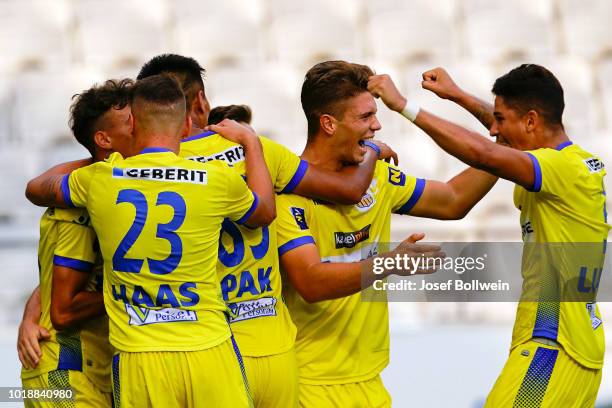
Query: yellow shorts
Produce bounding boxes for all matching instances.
[244,348,299,408]
[111,336,252,408]
[485,340,602,408]
[299,375,391,408]
[22,369,111,408]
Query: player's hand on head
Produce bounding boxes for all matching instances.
[421,67,461,101]
[367,74,407,113]
[392,233,446,276]
[17,321,50,369]
[369,140,399,165]
[205,119,257,145]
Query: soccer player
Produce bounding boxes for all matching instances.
[25,74,275,407]
[18,79,133,407]
[369,65,610,406]
[136,54,397,408]
[275,60,498,407]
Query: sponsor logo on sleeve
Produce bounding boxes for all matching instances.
[587,303,602,330]
[291,207,308,230]
[388,168,406,186]
[334,224,371,249]
[584,157,605,173]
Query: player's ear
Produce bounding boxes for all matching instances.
[182,115,192,138]
[94,131,112,151]
[320,114,336,135]
[525,110,538,133]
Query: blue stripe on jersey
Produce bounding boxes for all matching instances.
[555,141,573,151]
[396,178,426,214]
[53,255,94,273]
[281,160,309,194]
[61,174,75,207]
[513,347,558,407]
[532,301,560,341]
[229,334,253,405]
[278,236,316,256]
[56,331,82,371]
[112,354,120,408]
[526,153,542,192]
[139,147,172,154]
[236,192,259,225]
[181,131,216,143]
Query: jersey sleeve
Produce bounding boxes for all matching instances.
[260,137,308,194]
[276,194,316,257]
[53,210,97,273]
[224,166,258,225]
[381,163,426,215]
[525,148,579,196]
[63,162,100,208]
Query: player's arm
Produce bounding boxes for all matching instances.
[25,158,92,207]
[293,141,398,204]
[419,68,495,129]
[17,286,50,369]
[208,119,275,226]
[408,168,497,220]
[50,266,104,331]
[368,74,535,189]
[279,234,442,303]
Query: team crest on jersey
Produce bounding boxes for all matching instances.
[388,168,406,186]
[355,193,376,212]
[291,207,308,230]
[584,157,605,173]
[334,224,371,249]
[125,304,198,326]
[227,297,277,322]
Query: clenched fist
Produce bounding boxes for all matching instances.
[421,67,462,101]
[367,74,407,113]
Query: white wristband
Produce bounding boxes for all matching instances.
[400,101,421,122]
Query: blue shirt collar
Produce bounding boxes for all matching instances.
[139,147,173,154]
[182,131,216,143]
[555,141,573,151]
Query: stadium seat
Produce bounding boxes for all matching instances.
[266,0,362,24]
[12,68,104,150]
[559,0,612,61]
[268,13,361,69]
[463,3,555,65]
[206,64,306,149]
[172,0,264,68]
[0,0,72,73]
[75,0,169,70]
[367,10,457,66]
[599,58,612,131]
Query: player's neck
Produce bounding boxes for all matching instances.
[189,123,206,137]
[301,140,344,172]
[134,136,180,155]
[534,126,569,150]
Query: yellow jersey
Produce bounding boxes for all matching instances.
[179,132,305,357]
[276,161,425,384]
[21,208,112,392]
[513,141,610,369]
[62,148,256,353]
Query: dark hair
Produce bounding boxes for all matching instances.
[137,54,205,108]
[69,79,133,155]
[492,64,564,126]
[208,104,252,125]
[130,74,187,132]
[301,60,374,139]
